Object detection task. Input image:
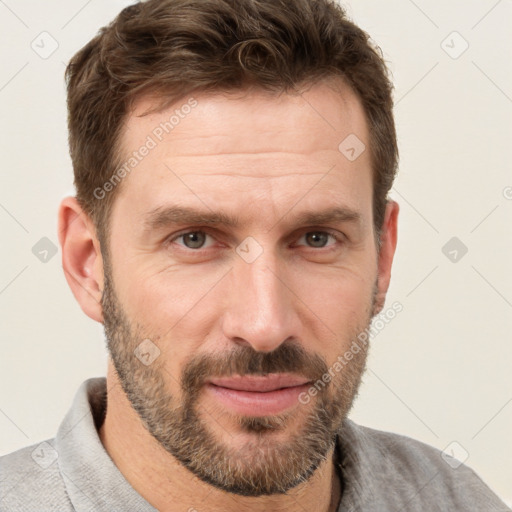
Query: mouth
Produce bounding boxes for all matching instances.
[205,374,312,416]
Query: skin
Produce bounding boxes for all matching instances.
[58,80,398,512]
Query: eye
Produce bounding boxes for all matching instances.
[296,231,340,248]
[172,231,214,249]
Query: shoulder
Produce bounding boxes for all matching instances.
[0,439,73,512]
[338,419,511,511]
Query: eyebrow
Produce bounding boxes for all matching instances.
[142,205,362,232]
[143,206,239,231]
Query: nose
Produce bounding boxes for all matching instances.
[220,253,301,353]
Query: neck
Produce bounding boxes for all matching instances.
[99,369,343,512]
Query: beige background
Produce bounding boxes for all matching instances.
[0,0,511,505]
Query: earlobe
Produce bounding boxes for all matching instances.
[373,200,399,316]
[58,196,104,323]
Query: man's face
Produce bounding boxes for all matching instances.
[101,81,382,496]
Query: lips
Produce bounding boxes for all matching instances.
[205,374,312,416]
[207,374,311,392]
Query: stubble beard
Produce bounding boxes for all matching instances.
[101,261,374,496]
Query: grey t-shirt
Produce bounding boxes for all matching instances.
[0,378,509,511]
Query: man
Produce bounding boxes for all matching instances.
[0,0,509,510]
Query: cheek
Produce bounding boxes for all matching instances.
[116,257,220,321]
[116,267,226,364]
[292,261,376,315]
[289,266,376,366]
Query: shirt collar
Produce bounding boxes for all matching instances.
[55,377,156,511]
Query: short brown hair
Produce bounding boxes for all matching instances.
[65,0,398,245]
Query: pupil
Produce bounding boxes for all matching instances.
[184,232,205,248]
[307,232,328,247]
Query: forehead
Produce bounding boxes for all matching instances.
[113,80,372,226]
[123,80,368,160]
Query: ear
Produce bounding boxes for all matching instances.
[373,200,399,315]
[58,196,104,323]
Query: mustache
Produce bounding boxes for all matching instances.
[181,340,329,396]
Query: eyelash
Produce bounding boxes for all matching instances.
[166,229,345,251]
